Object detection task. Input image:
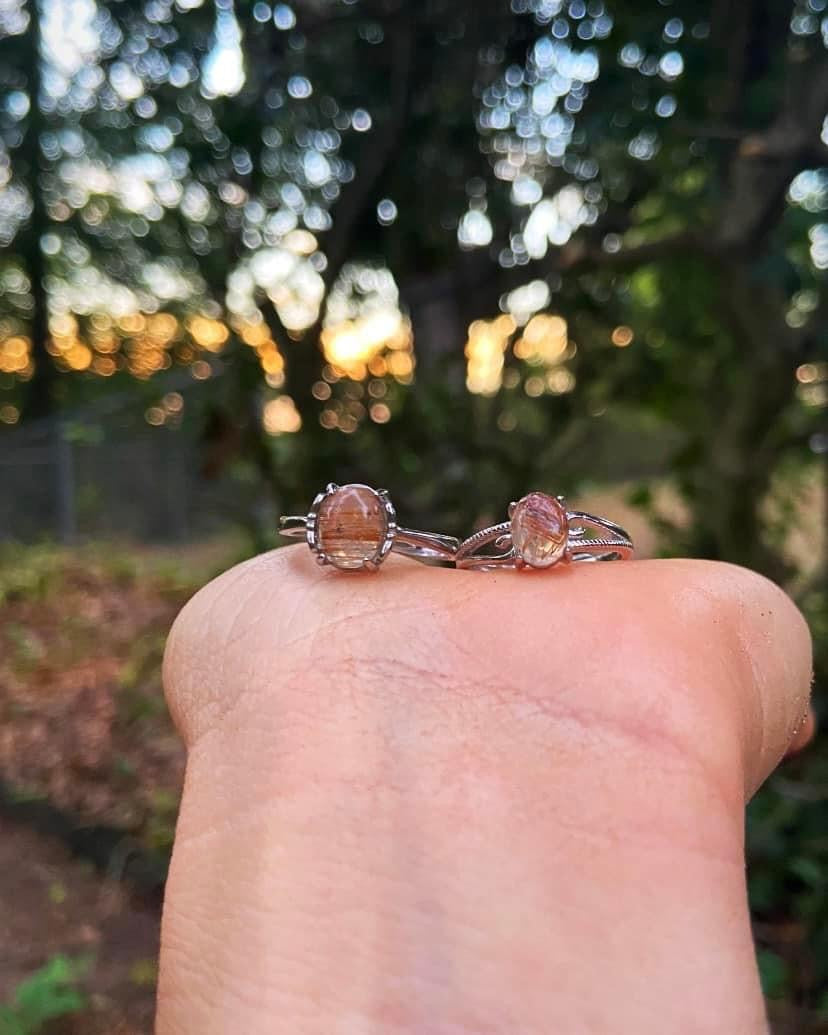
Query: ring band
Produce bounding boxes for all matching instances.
[456,491,633,571]
[280,483,459,571]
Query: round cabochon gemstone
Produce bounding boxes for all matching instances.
[511,492,569,568]
[316,484,388,570]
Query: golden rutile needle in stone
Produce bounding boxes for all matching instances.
[510,492,569,568]
[316,484,387,570]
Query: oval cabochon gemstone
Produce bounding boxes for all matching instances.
[317,484,388,569]
[511,492,569,568]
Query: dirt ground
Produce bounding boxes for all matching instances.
[0,539,231,1030]
[0,816,160,1033]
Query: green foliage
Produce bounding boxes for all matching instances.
[757,948,790,1000]
[47,882,67,906]
[2,622,45,674]
[118,630,168,708]
[145,788,179,855]
[0,955,89,1035]
[129,958,158,989]
[748,622,828,1014]
[0,545,65,606]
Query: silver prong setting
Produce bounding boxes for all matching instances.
[281,482,466,573]
[296,482,401,572]
[377,492,397,565]
[307,484,337,566]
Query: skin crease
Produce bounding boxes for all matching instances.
[157,549,813,1035]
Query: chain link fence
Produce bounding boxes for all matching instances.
[0,387,271,543]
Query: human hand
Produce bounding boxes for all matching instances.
[157,549,812,1034]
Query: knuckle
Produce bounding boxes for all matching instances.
[673,560,810,672]
[644,560,813,781]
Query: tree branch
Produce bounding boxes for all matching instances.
[317,7,415,291]
[707,0,753,124]
[717,51,828,249]
[553,230,701,274]
[273,4,416,416]
[794,290,828,361]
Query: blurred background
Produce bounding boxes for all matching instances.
[0,0,825,1030]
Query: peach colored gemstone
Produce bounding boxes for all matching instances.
[511,492,569,568]
[317,484,387,569]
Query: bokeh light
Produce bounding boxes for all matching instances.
[465,315,516,395]
[263,395,302,435]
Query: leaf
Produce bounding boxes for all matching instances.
[8,955,89,1033]
[756,949,790,1000]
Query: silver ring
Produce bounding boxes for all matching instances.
[280,483,460,571]
[456,492,634,571]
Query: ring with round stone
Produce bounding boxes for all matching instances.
[279,482,461,571]
[455,492,634,572]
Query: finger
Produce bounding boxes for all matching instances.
[163,551,813,800]
[785,704,816,758]
[158,550,811,1033]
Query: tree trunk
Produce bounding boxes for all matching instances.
[685,345,797,581]
[20,0,54,420]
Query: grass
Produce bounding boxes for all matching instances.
[0,955,89,1035]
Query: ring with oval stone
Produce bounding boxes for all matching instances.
[279,483,461,571]
[455,491,634,572]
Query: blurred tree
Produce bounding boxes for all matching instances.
[0,0,825,566]
[0,0,827,1020]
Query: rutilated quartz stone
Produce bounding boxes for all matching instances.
[511,492,569,568]
[316,484,387,569]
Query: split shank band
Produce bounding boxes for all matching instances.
[280,483,633,574]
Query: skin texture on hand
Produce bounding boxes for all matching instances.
[157,550,812,1035]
